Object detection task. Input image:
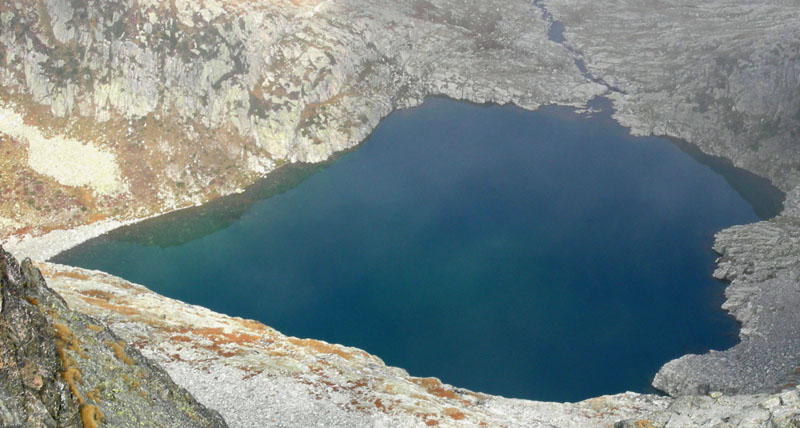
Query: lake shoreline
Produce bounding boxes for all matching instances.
[51,98,757,400]
[2,90,794,403]
[4,95,784,261]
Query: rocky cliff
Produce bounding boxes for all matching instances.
[0,0,601,252]
[542,0,800,194]
[0,246,227,427]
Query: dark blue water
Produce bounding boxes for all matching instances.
[54,98,768,402]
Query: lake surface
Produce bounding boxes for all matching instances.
[54,98,772,402]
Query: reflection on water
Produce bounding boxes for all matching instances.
[107,161,331,248]
[670,138,784,220]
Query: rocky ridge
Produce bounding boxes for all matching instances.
[0,246,227,427]
[540,0,800,194]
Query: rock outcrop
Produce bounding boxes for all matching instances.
[0,246,227,427]
[541,0,800,194]
[0,249,78,427]
[653,216,800,396]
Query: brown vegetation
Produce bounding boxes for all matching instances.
[80,404,104,428]
[107,340,135,365]
[288,337,354,360]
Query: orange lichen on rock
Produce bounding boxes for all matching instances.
[239,319,271,333]
[25,296,39,305]
[288,337,353,360]
[79,289,116,300]
[50,270,92,281]
[635,420,657,428]
[163,327,258,358]
[77,296,141,317]
[340,378,368,393]
[54,323,86,358]
[53,321,91,407]
[443,408,466,420]
[107,340,134,365]
[62,367,84,400]
[87,324,103,332]
[80,404,104,428]
[241,367,264,380]
[87,387,102,403]
[88,213,108,223]
[412,378,458,400]
[54,323,76,347]
[185,410,203,424]
[121,373,141,391]
[193,327,261,345]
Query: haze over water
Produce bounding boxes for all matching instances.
[54,98,766,402]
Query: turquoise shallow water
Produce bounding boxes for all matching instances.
[54,98,770,401]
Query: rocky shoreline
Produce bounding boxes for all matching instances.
[5,242,799,427]
[1,0,799,426]
[536,0,800,396]
[32,258,800,427]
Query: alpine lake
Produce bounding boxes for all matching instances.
[53,97,784,402]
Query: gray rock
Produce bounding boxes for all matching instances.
[653,217,800,396]
[541,0,800,194]
[0,246,228,428]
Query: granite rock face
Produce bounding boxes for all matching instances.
[0,248,77,427]
[653,216,800,396]
[615,391,800,428]
[0,246,228,428]
[541,0,800,194]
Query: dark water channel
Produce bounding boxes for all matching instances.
[54,98,780,401]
